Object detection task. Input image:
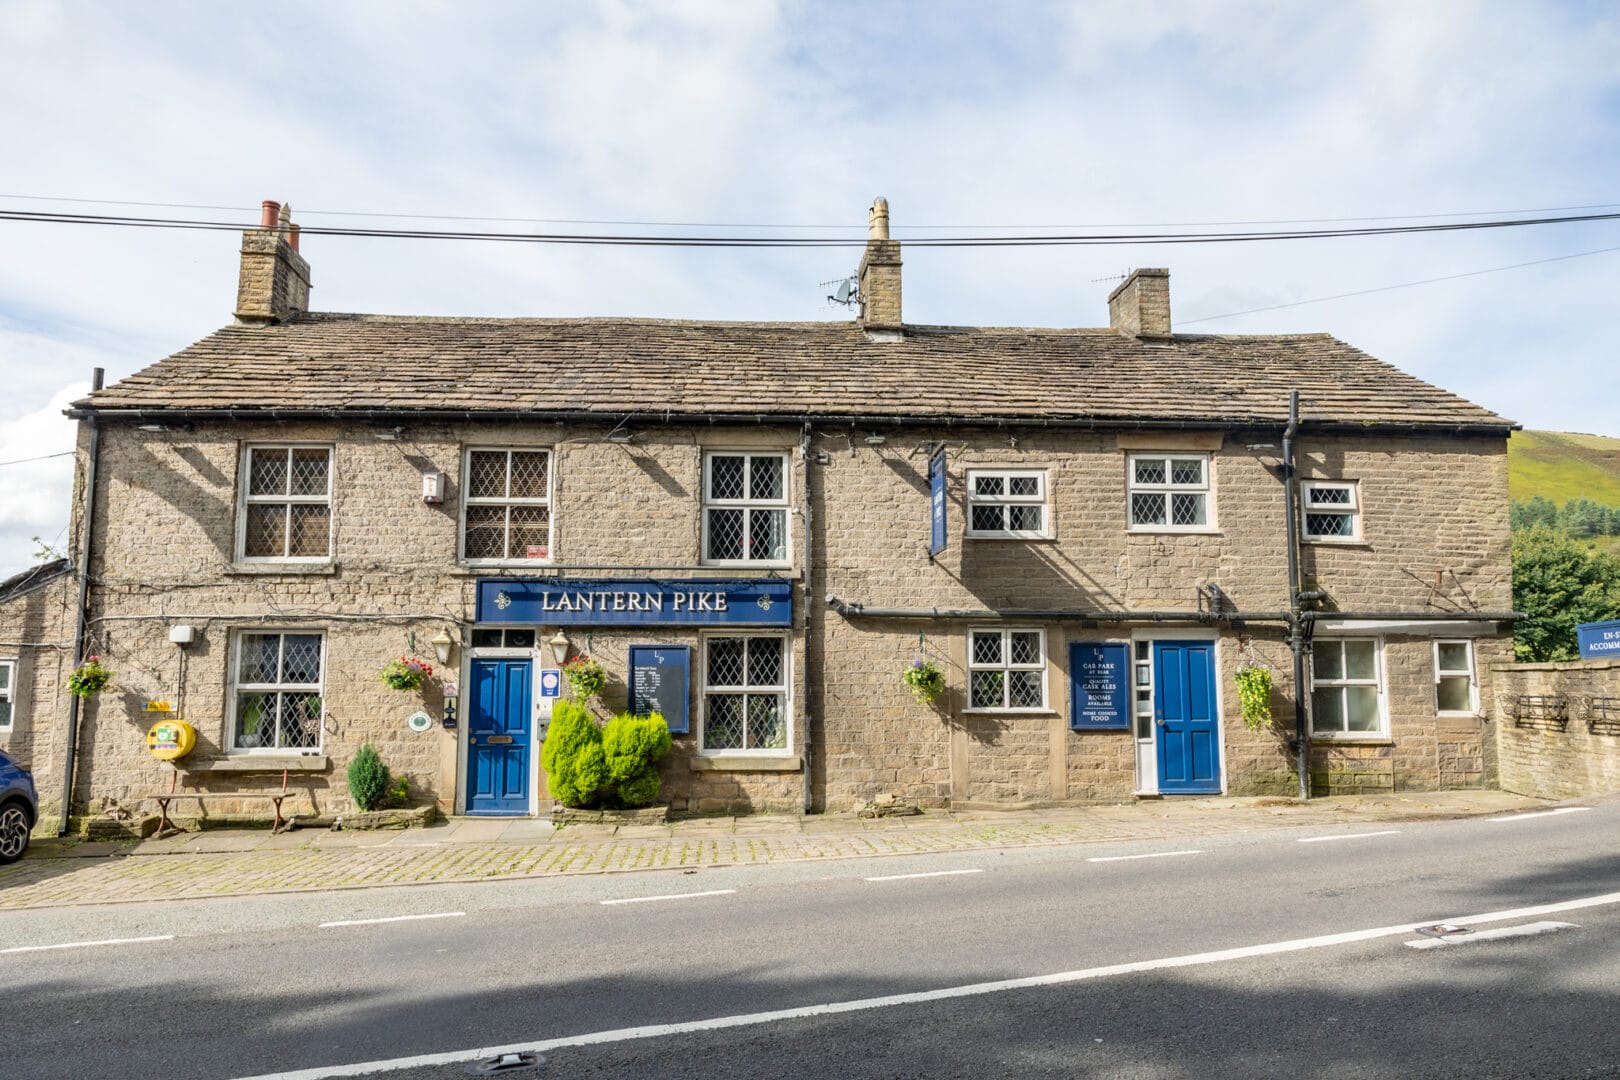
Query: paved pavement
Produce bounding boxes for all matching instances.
[0,788,1558,910]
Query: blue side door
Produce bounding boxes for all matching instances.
[1154,641,1221,794]
[465,658,532,815]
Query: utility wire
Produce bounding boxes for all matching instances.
[3,192,1618,231]
[2,207,1618,247]
[1176,245,1620,325]
[0,450,75,468]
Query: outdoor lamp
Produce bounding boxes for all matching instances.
[431,628,455,665]
[547,629,571,665]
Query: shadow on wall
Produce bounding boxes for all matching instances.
[127,444,237,562]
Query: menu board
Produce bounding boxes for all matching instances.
[1069,643,1131,730]
[629,645,691,733]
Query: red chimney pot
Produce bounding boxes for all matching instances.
[259,200,280,229]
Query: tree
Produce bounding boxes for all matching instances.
[1512,526,1620,661]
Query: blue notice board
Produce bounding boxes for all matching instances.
[1578,619,1620,660]
[929,449,948,559]
[629,645,691,733]
[1069,643,1131,730]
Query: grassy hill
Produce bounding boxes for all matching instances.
[1508,430,1620,506]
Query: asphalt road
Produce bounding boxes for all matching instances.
[4,802,1619,1079]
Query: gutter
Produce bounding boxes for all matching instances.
[800,423,815,815]
[1283,391,1308,800]
[60,367,103,836]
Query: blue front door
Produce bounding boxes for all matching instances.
[466,658,532,815]
[1154,641,1221,794]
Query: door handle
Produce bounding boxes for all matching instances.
[469,737,477,744]
[1155,717,1165,726]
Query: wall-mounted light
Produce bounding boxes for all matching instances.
[431,627,455,665]
[547,628,571,666]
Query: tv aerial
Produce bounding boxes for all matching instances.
[821,274,858,309]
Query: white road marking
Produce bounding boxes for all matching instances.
[1298,830,1401,843]
[1487,807,1592,822]
[1,934,174,955]
[228,889,1620,1080]
[1087,850,1203,862]
[318,912,465,928]
[1405,921,1577,949]
[865,869,985,882]
[600,889,737,906]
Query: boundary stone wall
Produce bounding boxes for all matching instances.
[1492,659,1620,800]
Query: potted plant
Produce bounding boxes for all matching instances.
[67,655,113,699]
[903,657,946,705]
[1234,662,1274,731]
[562,653,607,701]
[380,655,433,692]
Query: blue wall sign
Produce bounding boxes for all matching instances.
[929,449,947,559]
[538,670,561,698]
[630,645,691,733]
[1069,642,1131,730]
[1577,619,1620,660]
[477,578,793,627]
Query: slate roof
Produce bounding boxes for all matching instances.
[76,313,1513,431]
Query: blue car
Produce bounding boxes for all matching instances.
[0,748,37,864]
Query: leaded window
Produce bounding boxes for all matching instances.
[1302,481,1360,541]
[702,635,787,752]
[0,658,14,730]
[1128,454,1210,530]
[240,446,331,559]
[1435,640,1477,714]
[462,449,553,561]
[703,452,788,564]
[1310,638,1384,736]
[968,628,1046,710]
[233,632,324,752]
[967,469,1047,537]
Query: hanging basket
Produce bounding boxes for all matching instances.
[1234,663,1274,731]
[903,658,946,705]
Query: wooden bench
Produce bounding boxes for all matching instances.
[136,792,300,838]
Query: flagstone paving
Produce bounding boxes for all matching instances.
[0,789,1559,910]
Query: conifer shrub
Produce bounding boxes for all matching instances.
[541,700,609,808]
[602,712,673,808]
[347,742,391,811]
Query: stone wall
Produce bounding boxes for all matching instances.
[1491,659,1620,800]
[0,567,76,826]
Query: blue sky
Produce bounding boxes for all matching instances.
[1,0,1617,576]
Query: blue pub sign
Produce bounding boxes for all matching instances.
[476,578,793,627]
[1068,642,1131,730]
[929,448,948,559]
[1577,619,1620,660]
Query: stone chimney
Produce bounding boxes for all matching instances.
[1107,268,1171,339]
[234,199,311,325]
[857,196,902,333]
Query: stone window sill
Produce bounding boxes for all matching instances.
[182,755,331,773]
[226,562,338,576]
[689,755,802,773]
[1308,737,1394,747]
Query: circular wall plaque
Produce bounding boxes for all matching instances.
[407,711,434,733]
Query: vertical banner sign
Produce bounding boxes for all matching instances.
[929,449,948,559]
[1069,643,1131,730]
[629,645,691,733]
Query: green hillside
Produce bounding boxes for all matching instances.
[1508,430,1620,506]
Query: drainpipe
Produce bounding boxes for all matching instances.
[59,371,103,836]
[1283,390,1309,801]
[799,424,815,814]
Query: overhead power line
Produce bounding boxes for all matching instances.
[1,207,1618,248]
[0,450,75,468]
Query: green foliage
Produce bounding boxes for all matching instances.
[1234,664,1273,731]
[902,658,946,705]
[1512,526,1620,661]
[541,700,609,807]
[562,654,607,700]
[1509,429,1620,508]
[66,655,113,698]
[380,656,433,691]
[347,742,391,811]
[387,775,410,808]
[602,712,673,807]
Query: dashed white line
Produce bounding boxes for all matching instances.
[1298,830,1401,843]
[1,934,175,954]
[319,912,465,928]
[1488,807,1592,822]
[227,888,1620,1080]
[1405,921,1577,949]
[1087,850,1203,863]
[600,889,737,906]
[865,869,985,882]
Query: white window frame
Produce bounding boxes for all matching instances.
[965,468,1050,539]
[236,443,334,562]
[1127,453,1214,533]
[228,630,327,754]
[0,657,16,731]
[966,627,1048,712]
[459,447,556,565]
[1434,639,1478,715]
[1301,480,1361,543]
[1309,637,1388,739]
[701,451,792,567]
[698,632,791,755]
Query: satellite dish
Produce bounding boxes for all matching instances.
[834,279,854,304]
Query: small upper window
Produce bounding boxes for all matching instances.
[1435,640,1477,714]
[704,452,789,564]
[1302,481,1360,542]
[966,469,1047,538]
[1128,454,1210,531]
[463,449,552,562]
[0,658,15,730]
[239,446,332,559]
